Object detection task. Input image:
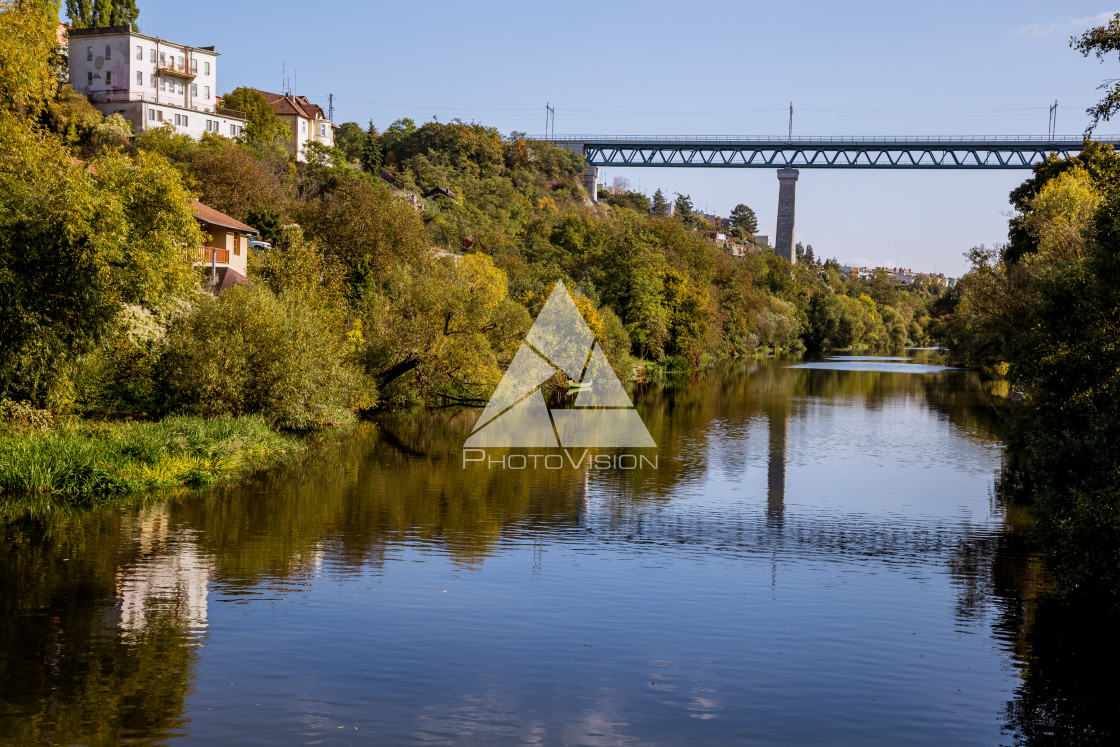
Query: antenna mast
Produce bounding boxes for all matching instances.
[545,103,556,140]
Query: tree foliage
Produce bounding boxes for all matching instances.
[65,0,139,30]
[0,0,61,116]
[0,113,201,407]
[219,87,290,147]
[1072,12,1120,133]
[729,203,758,234]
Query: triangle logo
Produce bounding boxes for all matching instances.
[464,281,655,449]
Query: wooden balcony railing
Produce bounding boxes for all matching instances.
[199,247,230,264]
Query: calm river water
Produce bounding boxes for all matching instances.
[3,352,1119,745]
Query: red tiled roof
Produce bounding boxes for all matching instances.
[192,200,256,233]
[257,90,328,121]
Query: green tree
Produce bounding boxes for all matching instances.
[183,135,291,223]
[359,120,382,174]
[158,283,365,429]
[218,87,290,147]
[804,244,816,265]
[298,174,426,273]
[1072,12,1120,133]
[355,253,528,405]
[0,113,201,406]
[650,188,670,217]
[729,203,758,233]
[0,0,60,115]
[334,121,365,162]
[65,0,139,30]
[673,193,694,227]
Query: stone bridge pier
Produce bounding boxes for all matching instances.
[775,167,799,263]
[584,164,600,204]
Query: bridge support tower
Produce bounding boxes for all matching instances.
[584,165,600,204]
[775,167,799,263]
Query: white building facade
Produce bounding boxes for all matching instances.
[67,26,246,140]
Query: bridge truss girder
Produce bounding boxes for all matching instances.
[577,141,1103,169]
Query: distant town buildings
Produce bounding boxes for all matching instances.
[66,26,247,139]
[837,264,954,287]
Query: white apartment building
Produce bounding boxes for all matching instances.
[67,26,246,140]
[259,91,336,161]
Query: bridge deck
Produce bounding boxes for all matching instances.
[544,135,1120,169]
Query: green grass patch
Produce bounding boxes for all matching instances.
[0,415,302,506]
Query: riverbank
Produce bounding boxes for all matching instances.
[0,415,305,506]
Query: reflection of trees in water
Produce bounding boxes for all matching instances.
[0,357,1047,743]
[948,475,1120,745]
[0,505,203,744]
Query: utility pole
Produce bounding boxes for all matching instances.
[788,102,793,143]
[1048,99,1058,139]
[328,93,334,122]
[545,103,555,141]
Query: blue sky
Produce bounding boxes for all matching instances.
[104,1,1120,276]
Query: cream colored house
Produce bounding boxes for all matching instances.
[194,201,256,290]
[258,91,335,161]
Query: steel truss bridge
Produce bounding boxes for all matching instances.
[548,135,1120,169]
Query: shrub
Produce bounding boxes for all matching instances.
[157,284,368,429]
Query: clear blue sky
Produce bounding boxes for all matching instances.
[102,1,1120,276]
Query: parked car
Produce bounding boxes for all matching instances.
[248,237,271,250]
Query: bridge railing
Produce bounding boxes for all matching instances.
[538,134,1120,144]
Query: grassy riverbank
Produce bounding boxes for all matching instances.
[0,415,303,505]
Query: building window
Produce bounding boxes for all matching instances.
[150,74,155,87]
[204,61,210,76]
[105,71,111,85]
[191,83,197,97]
[156,110,163,122]
[177,81,184,95]
[105,45,111,60]
[301,121,307,134]
[176,55,183,71]
[182,116,188,127]
[320,123,326,136]
[159,51,165,65]
[136,45,142,60]
[148,109,155,121]
[87,71,93,86]
[86,46,93,61]
[136,71,142,85]
[174,114,180,125]
[150,49,156,63]
[159,77,165,91]
[230,123,236,136]
[204,86,210,99]
[190,59,198,74]
[234,235,240,256]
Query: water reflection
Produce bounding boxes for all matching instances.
[1,355,1117,744]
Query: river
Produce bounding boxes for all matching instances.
[2,351,1118,745]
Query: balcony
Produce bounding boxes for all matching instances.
[158,63,196,79]
[200,247,230,264]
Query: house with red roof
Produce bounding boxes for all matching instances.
[193,200,257,290]
[257,91,336,161]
